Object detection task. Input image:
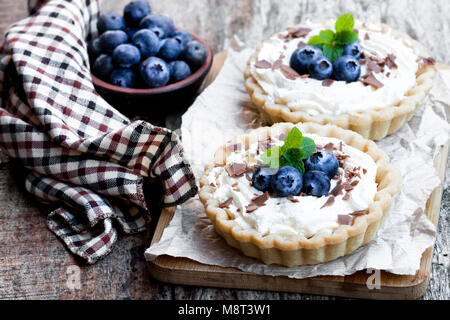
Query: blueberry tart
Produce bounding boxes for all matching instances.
[198,123,401,266]
[244,14,437,140]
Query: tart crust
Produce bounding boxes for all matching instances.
[244,23,437,141]
[198,122,401,266]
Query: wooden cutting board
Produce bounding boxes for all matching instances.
[147,53,449,300]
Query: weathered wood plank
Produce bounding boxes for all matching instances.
[0,0,448,300]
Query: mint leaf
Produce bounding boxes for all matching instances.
[319,29,335,44]
[335,30,358,45]
[322,44,343,62]
[281,149,306,174]
[260,127,315,173]
[300,137,316,159]
[281,126,303,152]
[335,13,354,32]
[307,35,325,46]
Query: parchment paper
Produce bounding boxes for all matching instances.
[145,48,450,278]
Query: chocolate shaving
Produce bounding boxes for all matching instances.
[338,214,353,225]
[342,193,350,200]
[385,54,398,69]
[329,183,345,197]
[361,72,384,89]
[255,60,272,69]
[209,182,216,187]
[245,203,259,213]
[287,195,299,203]
[280,64,300,80]
[420,57,436,67]
[367,60,383,73]
[272,59,283,70]
[322,79,335,87]
[227,143,242,152]
[350,209,369,216]
[350,180,359,187]
[251,191,270,206]
[362,168,367,174]
[245,191,270,213]
[364,33,370,40]
[354,28,359,34]
[219,198,233,209]
[386,72,391,78]
[258,139,273,153]
[297,41,306,47]
[287,27,312,38]
[343,183,354,192]
[301,74,310,79]
[323,142,335,151]
[225,163,247,178]
[321,196,335,209]
[245,164,258,174]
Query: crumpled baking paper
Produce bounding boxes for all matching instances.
[145,48,450,278]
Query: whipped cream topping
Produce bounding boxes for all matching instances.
[249,20,422,116]
[207,133,378,238]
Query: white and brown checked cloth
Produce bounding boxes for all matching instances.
[0,0,198,263]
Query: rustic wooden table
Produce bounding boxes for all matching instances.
[0,0,448,300]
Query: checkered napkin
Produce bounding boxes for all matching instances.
[0,0,197,263]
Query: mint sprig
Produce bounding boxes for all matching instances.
[261,127,316,174]
[307,13,358,62]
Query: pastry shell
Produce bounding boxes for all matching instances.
[244,23,437,141]
[198,122,401,266]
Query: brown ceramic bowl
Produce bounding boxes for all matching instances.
[91,32,213,121]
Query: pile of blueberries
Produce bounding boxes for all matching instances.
[252,150,339,198]
[88,0,208,88]
[290,42,362,82]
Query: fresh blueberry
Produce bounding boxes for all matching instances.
[290,45,323,74]
[158,38,182,61]
[92,54,114,80]
[109,68,136,88]
[307,56,333,80]
[182,40,208,69]
[168,60,192,83]
[123,0,151,27]
[99,30,128,53]
[270,166,303,197]
[139,14,176,38]
[132,29,160,57]
[140,56,170,88]
[333,55,361,82]
[97,12,126,34]
[172,30,194,48]
[147,26,165,39]
[343,40,362,59]
[87,37,102,59]
[302,170,330,197]
[112,44,141,68]
[304,150,339,179]
[251,165,275,192]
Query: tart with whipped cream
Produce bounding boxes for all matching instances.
[198,122,401,266]
[244,14,437,141]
